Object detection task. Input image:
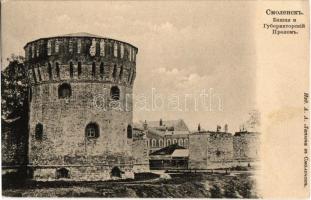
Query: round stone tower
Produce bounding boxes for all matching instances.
[24,32,138,181]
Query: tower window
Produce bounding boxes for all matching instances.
[85,122,99,139]
[92,62,96,78]
[35,123,43,140]
[130,71,135,85]
[56,168,69,179]
[37,65,42,81]
[112,65,117,80]
[32,66,37,83]
[119,65,123,81]
[55,62,60,78]
[127,125,132,139]
[111,167,121,178]
[78,62,82,78]
[110,86,120,100]
[100,63,104,78]
[48,63,52,80]
[58,83,72,98]
[128,69,132,83]
[69,62,74,78]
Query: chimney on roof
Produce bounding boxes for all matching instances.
[143,120,148,130]
[216,125,221,132]
[198,123,201,132]
[224,124,228,132]
[160,118,163,126]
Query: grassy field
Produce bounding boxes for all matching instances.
[2,171,259,198]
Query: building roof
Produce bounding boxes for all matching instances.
[149,144,185,156]
[164,130,190,136]
[171,149,189,158]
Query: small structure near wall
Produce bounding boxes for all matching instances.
[149,144,189,170]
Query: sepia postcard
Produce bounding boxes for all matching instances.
[1,0,309,199]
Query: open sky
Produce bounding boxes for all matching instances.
[2,1,257,132]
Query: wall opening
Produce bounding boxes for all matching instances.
[78,62,82,78]
[55,62,60,78]
[58,83,72,99]
[32,66,37,83]
[119,65,123,81]
[100,63,104,78]
[127,125,132,139]
[35,123,43,140]
[152,139,157,147]
[111,167,122,178]
[85,122,100,139]
[92,62,96,78]
[37,65,42,81]
[128,69,132,83]
[69,62,74,78]
[110,86,120,100]
[48,63,52,80]
[112,65,117,80]
[56,168,69,179]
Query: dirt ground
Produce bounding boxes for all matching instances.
[2,171,259,198]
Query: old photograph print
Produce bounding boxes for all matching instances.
[2,1,260,198]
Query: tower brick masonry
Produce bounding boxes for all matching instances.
[24,33,138,181]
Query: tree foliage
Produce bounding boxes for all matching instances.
[1,55,29,119]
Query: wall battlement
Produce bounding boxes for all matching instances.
[24,33,137,87]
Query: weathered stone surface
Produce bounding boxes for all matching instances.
[189,131,260,169]
[25,34,138,181]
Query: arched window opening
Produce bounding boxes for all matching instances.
[159,139,163,147]
[110,86,120,100]
[111,167,122,178]
[37,65,42,81]
[119,65,123,81]
[173,139,177,144]
[112,65,117,80]
[167,139,171,146]
[128,69,132,83]
[85,122,100,139]
[152,139,157,147]
[35,123,43,140]
[78,62,82,78]
[48,63,52,80]
[56,168,69,179]
[100,63,105,78]
[55,62,60,78]
[58,83,72,99]
[69,62,74,78]
[29,87,32,102]
[178,139,184,147]
[127,125,132,139]
[146,139,149,147]
[130,71,135,85]
[184,139,188,147]
[92,62,96,78]
[32,66,37,83]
